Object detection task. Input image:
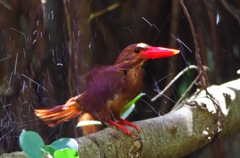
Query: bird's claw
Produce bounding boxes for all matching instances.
[108,119,140,135]
[118,118,140,132]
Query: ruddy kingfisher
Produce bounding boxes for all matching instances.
[35,43,179,135]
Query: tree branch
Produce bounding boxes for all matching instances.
[75,78,240,157]
[2,78,240,157]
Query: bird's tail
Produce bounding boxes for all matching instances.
[35,97,83,127]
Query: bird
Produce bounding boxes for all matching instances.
[35,43,179,135]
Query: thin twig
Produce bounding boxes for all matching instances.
[87,2,121,23]
[151,65,198,102]
[179,0,209,89]
[0,0,12,10]
[219,0,240,25]
[179,0,223,132]
[171,72,203,112]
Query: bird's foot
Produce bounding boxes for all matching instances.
[109,120,132,135]
[108,119,140,135]
[118,118,140,131]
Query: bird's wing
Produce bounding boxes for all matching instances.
[80,66,125,116]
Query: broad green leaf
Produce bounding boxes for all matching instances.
[76,120,102,127]
[54,148,79,158]
[19,130,44,158]
[51,138,78,151]
[41,145,55,156]
[120,93,145,119]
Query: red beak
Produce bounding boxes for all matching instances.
[141,46,180,59]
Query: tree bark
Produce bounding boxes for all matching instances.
[1,78,240,157]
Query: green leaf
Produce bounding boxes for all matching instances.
[76,120,102,127]
[120,103,135,119]
[51,138,78,151]
[120,93,145,119]
[41,145,55,156]
[19,130,44,158]
[54,148,79,158]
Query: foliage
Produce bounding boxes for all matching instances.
[19,130,79,158]
[120,93,145,119]
[19,130,44,158]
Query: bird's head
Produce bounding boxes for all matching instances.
[114,43,180,68]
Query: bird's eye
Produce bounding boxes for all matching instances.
[134,47,140,53]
